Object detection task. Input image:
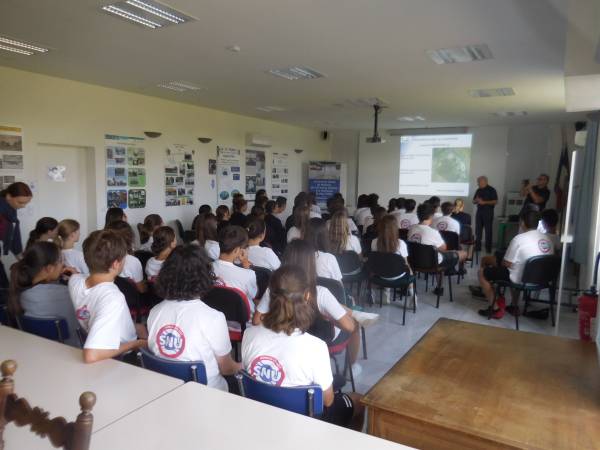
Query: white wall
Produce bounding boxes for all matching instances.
[330,130,360,207]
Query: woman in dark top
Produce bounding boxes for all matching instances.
[451,199,472,227]
[264,200,286,255]
[229,196,248,227]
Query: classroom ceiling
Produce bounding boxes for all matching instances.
[0,0,594,130]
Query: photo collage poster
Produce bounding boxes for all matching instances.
[271,152,289,198]
[245,149,266,195]
[164,144,195,207]
[105,134,147,209]
[0,125,24,189]
[216,146,243,203]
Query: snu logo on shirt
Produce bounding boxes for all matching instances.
[400,219,410,229]
[250,355,286,386]
[410,233,422,243]
[538,239,551,253]
[76,306,90,321]
[437,222,448,231]
[156,324,186,358]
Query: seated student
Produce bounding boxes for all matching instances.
[397,199,419,229]
[249,205,265,220]
[212,225,258,309]
[308,192,322,218]
[327,198,359,235]
[371,215,408,259]
[254,189,268,204]
[146,226,177,280]
[26,217,59,250]
[215,204,230,233]
[538,208,561,250]
[477,210,555,318]
[362,206,387,253]
[8,241,80,347]
[55,219,89,275]
[287,205,310,243]
[104,207,127,228]
[106,221,146,293]
[229,196,248,228]
[69,230,147,363]
[285,192,309,231]
[191,204,212,231]
[193,213,220,261]
[432,202,461,234]
[138,214,163,252]
[307,218,343,282]
[451,199,472,228]
[353,194,371,226]
[148,245,241,391]
[396,197,407,215]
[264,200,286,255]
[329,210,362,255]
[272,196,288,227]
[428,196,443,219]
[246,217,281,271]
[243,266,364,429]
[387,198,398,214]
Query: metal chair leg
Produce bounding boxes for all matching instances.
[402,287,407,325]
[549,285,556,327]
[448,274,454,302]
[379,286,383,308]
[345,349,356,392]
[361,326,367,359]
[413,281,417,313]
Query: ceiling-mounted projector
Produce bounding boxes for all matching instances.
[366,103,386,144]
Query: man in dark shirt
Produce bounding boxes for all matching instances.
[473,176,498,253]
[520,174,550,213]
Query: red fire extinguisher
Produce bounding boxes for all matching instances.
[578,252,600,341]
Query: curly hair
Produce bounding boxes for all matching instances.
[155,244,215,300]
[151,226,176,255]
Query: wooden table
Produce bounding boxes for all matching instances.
[92,381,413,450]
[362,318,600,450]
[0,325,183,449]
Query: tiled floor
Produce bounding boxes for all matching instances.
[346,267,580,395]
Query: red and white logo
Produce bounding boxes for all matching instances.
[250,355,286,386]
[410,233,422,243]
[76,306,90,321]
[400,219,410,229]
[156,324,186,358]
[437,221,448,231]
[538,239,551,253]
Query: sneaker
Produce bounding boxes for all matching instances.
[469,285,485,298]
[478,307,504,319]
[351,362,362,377]
[496,296,506,309]
[506,305,520,316]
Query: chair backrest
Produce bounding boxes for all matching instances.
[460,224,473,243]
[173,219,185,240]
[133,250,154,276]
[366,252,410,279]
[203,286,250,332]
[398,228,409,242]
[114,276,141,310]
[137,348,208,384]
[0,304,8,326]
[19,316,70,343]
[250,266,272,300]
[440,230,460,251]
[334,251,362,275]
[407,242,439,271]
[317,277,346,306]
[521,255,561,286]
[0,359,96,450]
[236,371,323,417]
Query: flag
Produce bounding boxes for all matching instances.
[554,146,570,211]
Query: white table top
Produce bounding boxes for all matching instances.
[92,382,413,450]
[0,325,183,450]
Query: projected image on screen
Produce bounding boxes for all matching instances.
[399,134,472,196]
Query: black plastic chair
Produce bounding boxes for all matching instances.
[334,251,365,301]
[398,228,409,242]
[134,250,154,278]
[490,255,561,330]
[114,276,145,323]
[460,224,477,267]
[407,242,454,308]
[0,304,8,326]
[19,316,70,344]
[250,266,272,301]
[440,230,464,284]
[366,252,416,325]
[174,219,194,244]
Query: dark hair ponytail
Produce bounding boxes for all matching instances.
[0,182,32,199]
[151,226,176,256]
[8,241,61,316]
[26,217,58,250]
[140,214,163,244]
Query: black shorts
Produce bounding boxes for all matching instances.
[321,392,354,426]
[439,251,459,270]
[483,265,510,283]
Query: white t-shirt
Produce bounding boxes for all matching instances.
[119,254,144,283]
[315,251,343,281]
[408,224,445,263]
[504,229,554,283]
[397,212,419,229]
[257,285,346,339]
[139,237,153,252]
[274,211,289,227]
[287,226,302,243]
[346,218,358,235]
[62,248,89,275]
[355,207,372,227]
[433,211,443,219]
[147,299,232,391]
[432,216,461,235]
[310,204,322,217]
[68,274,137,350]
[247,245,281,271]
[242,325,333,390]
[205,240,220,261]
[345,234,362,254]
[371,238,408,257]
[145,257,163,280]
[212,260,258,311]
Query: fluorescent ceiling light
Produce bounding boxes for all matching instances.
[102,5,161,28]
[397,115,426,122]
[256,106,286,112]
[126,0,184,23]
[0,44,34,56]
[493,111,528,117]
[427,44,493,64]
[333,97,389,108]
[101,1,194,29]
[469,87,515,98]
[157,80,204,93]
[0,37,48,53]
[268,67,325,81]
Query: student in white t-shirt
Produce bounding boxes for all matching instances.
[397,199,419,229]
[428,196,443,219]
[539,208,561,251]
[138,214,163,252]
[272,196,288,227]
[192,213,220,261]
[353,194,371,227]
[432,202,461,235]
[328,210,362,255]
[55,219,89,275]
[148,245,241,391]
[287,205,310,243]
[307,218,343,282]
[371,215,409,259]
[145,226,177,281]
[212,225,258,310]
[106,220,146,293]
[69,230,147,363]
[246,216,281,271]
[243,265,364,429]
[308,192,322,218]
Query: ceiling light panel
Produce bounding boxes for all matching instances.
[469,87,515,98]
[101,1,195,29]
[493,111,528,117]
[0,36,49,56]
[158,80,204,93]
[256,106,286,112]
[397,115,426,122]
[333,97,389,108]
[427,44,493,64]
[267,67,325,81]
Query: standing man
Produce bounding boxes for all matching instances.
[473,176,498,254]
[520,173,551,212]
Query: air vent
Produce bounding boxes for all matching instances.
[469,87,515,98]
[333,97,389,108]
[267,67,325,81]
[427,44,493,64]
[0,36,48,56]
[101,0,195,29]
[493,111,528,117]
[255,106,286,112]
[157,80,204,92]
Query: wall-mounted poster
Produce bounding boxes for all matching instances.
[245,149,266,195]
[164,144,195,207]
[105,134,146,209]
[0,125,24,174]
[308,161,341,207]
[271,152,289,198]
[216,146,243,203]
